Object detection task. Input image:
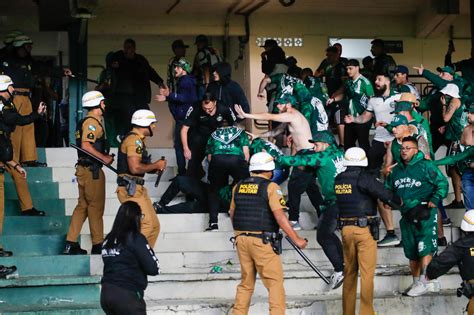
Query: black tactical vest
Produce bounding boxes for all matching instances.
[75,116,108,165]
[117,132,151,177]
[335,167,376,218]
[458,235,474,281]
[0,104,13,163]
[233,176,279,232]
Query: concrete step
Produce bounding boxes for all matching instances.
[1,305,103,315]
[5,199,65,216]
[145,293,466,315]
[1,234,67,256]
[3,216,70,235]
[4,167,53,183]
[5,181,59,200]
[0,255,91,277]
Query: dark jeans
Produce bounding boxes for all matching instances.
[186,133,209,179]
[344,122,371,153]
[367,139,386,170]
[101,282,146,315]
[208,154,249,224]
[288,166,324,221]
[462,169,474,209]
[158,175,208,213]
[174,121,186,176]
[316,204,344,272]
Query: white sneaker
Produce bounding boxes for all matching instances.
[290,221,302,231]
[427,279,441,293]
[329,271,344,290]
[406,281,428,297]
[402,281,418,295]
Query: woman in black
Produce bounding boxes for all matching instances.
[101,201,160,314]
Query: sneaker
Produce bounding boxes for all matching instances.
[21,160,47,167]
[0,248,13,257]
[377,233,400,247]
[0,265,17,279]
[329,271,344,290]
[63,241,87,255]
[290,221,302,231]
[91,244,102,255]
[205,223,218,232]
[402,281,418,295]
[444,200,465,209]
[437,236,448,247]
[427,279,441,292]
[21,208,46,216]
[406,281,429,297]
[442,218,452,226]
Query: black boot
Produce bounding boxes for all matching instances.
[63,241,87,255]
[91,243,102,255]
[21,208,46,216]
[0,265,17,279]
[0,248,13,257]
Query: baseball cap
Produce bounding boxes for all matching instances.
[172,39,189,50]
[391,114,409,127]
[436,66,455,75]
[309,130,337,145]
[394,65,409,75]
[173,57,192,73]
[260,39,278,49]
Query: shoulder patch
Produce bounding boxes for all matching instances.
[88,125,96,131]
[276,189,283,196]
[136,146,143,154]
[87,132,95,140]
[135,139,143,147]
[279,197,286,207]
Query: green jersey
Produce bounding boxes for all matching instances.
[249,138,285,169]
[445,105,468,142]
[277,146,346,209]
[303,75,329,104]
[270,73,312,113]
[385,152,448,215]
[396,83,420,100]
[205,126,249,157]
[298,97,329,136]
[422,69,469,104]
[345,74,375,117]
[410,111,433,156]
[434,145,474,175]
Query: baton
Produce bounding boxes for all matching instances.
[70,143,118,174]
[285,235,330,284]
[154,156,166,187]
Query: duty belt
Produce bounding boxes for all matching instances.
[13,91,30,96]
[339,216,377,228]
[117,176,145,186]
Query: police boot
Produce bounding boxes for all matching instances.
[21,208,46,216]
[91,243,102,255]
[0,265,17,279]
[63,241,87,255]
[0,248,13,257]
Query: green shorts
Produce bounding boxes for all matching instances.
[399,209,438,260]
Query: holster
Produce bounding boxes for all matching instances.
[457,282,474,299]
[262,232,283,255]
[117,176,137,197]
[403,203,431,230]
[90,163,100,180]
[368,217,381,241]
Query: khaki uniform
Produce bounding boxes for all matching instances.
[341,225,377,315]
[66,114,106,246]
[0,168,4,245]
[117,133,160,247]
[10,89,38,162]
[5,163,32,211]
[231,177,286,315]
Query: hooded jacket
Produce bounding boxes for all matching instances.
[206,62,250,115]
[166,74,198,121]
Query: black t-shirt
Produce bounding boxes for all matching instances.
[183,102,237,137]
[101,233,160,295]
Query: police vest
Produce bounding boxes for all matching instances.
[117,132,151,177]
[232,176,279,232]
[75,116,108,166]
[335,167,376,218]
[458,235,474,281]
[0,103,13,163]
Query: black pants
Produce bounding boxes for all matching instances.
[186,133,209,179]
[174,121,186,176]
[208,154,249,224]
[367,139,386,170]
[288,162,324,221]
[101,282,146,315]
[316,204,344,272]
[158,176,208,213]
[344,122,371,153]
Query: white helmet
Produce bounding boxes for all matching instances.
[440,84,460,99]
[461,210,474,232]
[249,152,275,172]
[0,75,13,92]
[82,91,105,108]
[131,109,157,127]
[343,147,368,167]
[12,35,32,47]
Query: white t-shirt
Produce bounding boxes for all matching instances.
[366,92,401,143]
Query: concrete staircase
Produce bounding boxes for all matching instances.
[0,147,470,314]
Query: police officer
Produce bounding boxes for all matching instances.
[335,147,402,315]
[427,210,474,315]
[116,110,167,248]
[230,152,307,315]
[205,122,250,231]
[0,75,46,216]
[64,91,114,255]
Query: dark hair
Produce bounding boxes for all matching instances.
[326,46,338,54]
[202,92,217,103]
[302,67,313,75]
[371,39,384,48]
[346,59,360,67]
[375,72,391,79]
[124,38,136,47]
[402,136,418,147]
[103,201,142,249]
[362,56,373,66]
[333,43,342,48]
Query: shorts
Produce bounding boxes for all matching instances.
[367,140,387,170]
[400,209,438,260]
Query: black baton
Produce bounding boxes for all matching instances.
[154,156,166,187]
[285,235,330,284]
[70,143,118,173]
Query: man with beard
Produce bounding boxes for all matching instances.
[344,73,402,247]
